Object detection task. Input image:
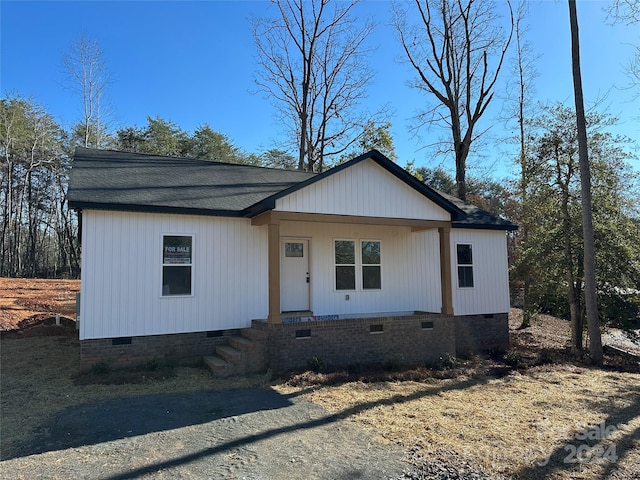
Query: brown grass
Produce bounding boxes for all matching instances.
[276,367,640,479]
[274,310,640,479]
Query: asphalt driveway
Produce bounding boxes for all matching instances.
[2,388,408,479]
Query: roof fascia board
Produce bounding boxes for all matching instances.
[69,201,243,218]
[452,222,518,231]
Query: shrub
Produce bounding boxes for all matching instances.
[429,353,457,371]
[503,349,521,367]
[306,356,324,373]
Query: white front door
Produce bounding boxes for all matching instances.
[281,239,310,312]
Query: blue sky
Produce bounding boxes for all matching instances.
[1,0,638,179]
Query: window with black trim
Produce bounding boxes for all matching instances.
[456,243,474,288]
[361,240,381,290]
[334,239,381,290]
[162,235,192,296]
[335,240,356,290]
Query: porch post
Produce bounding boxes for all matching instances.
[439,226,454,315]
[267,222,281,324]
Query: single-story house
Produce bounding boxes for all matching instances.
[68,147,517,373]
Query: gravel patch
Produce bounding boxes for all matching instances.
[399,449,502,480]
[2,389,408,479]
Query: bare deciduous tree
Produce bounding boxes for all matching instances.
[568,0,602,365]
[63,35,113,148]
[252,0,376,172]
[626,49,640,89]
[607,0,640,93]
[607,0,640,23]
[0,95,78,278]
[505,0,538,328]
[393,0,514,200]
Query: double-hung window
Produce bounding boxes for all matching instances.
[334,239,381,291]
[335,240,356,290]
[162,235,193,296]
[456,243,474,288]
[361,240,381,290]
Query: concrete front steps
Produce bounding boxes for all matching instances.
[203,326,268,377]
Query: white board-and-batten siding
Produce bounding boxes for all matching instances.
[80,211,446,340]
[79,210,268,340]
[280,221,443,316]
[450,229,510,315]
[275,159,450,221]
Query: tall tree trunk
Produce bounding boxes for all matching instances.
[455,140,469,201]
[556,144,583,354]
[516,11,530,328]
[568,0,603,365]
[26,168,36,276]
[1,160,14,275]
[560,166,583,354]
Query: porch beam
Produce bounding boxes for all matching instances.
[267,222,281,324]
[252,210,448,230]
[439,226,454,315]
[410,222,449,232]
[251,210,277,226]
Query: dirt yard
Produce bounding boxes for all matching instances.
[1,278,639,479]
[0,277,79,332]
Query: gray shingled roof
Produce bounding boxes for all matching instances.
[68,147,517,231]
[68,148,317,216]
[438,190,518,231]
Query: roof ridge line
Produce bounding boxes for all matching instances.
[74,147,318,174]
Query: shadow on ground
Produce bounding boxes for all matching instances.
[10,389,292,460]
[5,374,493,480]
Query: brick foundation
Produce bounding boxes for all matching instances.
[261,314,457,372]
[454,313,510,356]
[79,313,509,372]
[80,329,240,369]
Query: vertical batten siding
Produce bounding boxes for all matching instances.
[80,210,268,340]
[280,221,441,315]
[275,159,450,221]
[450,229,510,315]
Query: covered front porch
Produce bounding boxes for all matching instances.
[250,210,456,325]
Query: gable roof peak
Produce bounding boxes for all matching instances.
[245,149,466,218]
